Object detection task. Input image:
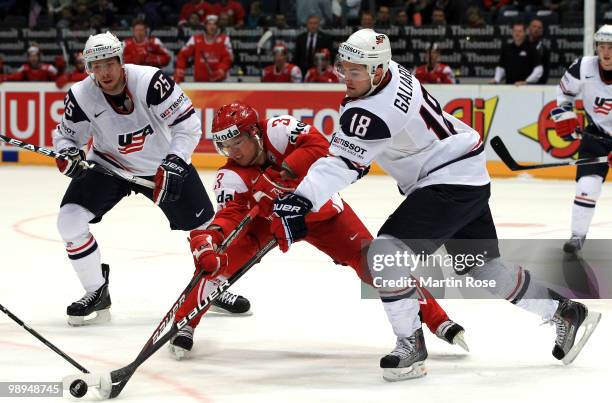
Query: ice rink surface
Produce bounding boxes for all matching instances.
[1,166,610,403]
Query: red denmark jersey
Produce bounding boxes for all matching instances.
[413,63,456,84]
[305,66,339,83]
[5,63,57,81]
[178,1,217,24]
[210,115,343,236]
[261,63,302,83]
[176,33,232,82]
[55,70,88,88]
[123,36,171,68]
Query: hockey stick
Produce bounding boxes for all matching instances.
[0,303,89,373]
[0,134,154,189]
[579,130,612,145]
[66,206,273,399]
[490,136,608,171]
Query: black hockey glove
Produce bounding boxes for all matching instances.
[56,147,87,179]
[153,154,189,205]
[271,192,313,252]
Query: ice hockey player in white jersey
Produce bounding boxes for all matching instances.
[552,25,612,253]
[52,32,249,326]
[271,28,601,381]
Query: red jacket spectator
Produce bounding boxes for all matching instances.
[123,20,171,68]
[175,16,232,82]
[304,49,338,83]
[262,42,302,83]
[413,43,456,84]
[3,46,57,82]
[56,52,88,88]
[218,0,245,26]
[178,0,217,25]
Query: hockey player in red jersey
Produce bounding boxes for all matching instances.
[175,15,233,83]
[169,101,468,359]
[413,42,456,84]
[305,48,339,83]
[123,20,171,69]
[55,52,88,88]
[261,42,302,83]
[2,46,57,82]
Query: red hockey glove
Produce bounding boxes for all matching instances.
[252,168,298,218]
[56,147,87,179]
[189,229,228,277]
[270,193,312,252]
[551,104,579,141]
[153,154,189,205]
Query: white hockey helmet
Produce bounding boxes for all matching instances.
[336,28,391,95]
[83,31,124,73]
[594,25,612,45]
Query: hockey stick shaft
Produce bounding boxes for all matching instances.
[0,303,89,373]
[0,134,155,189]
[490,136,608,171]
[579,130,612,145]
[106,206,265,398]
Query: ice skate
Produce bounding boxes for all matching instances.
[563,234,585,254]
[549,297,601,365]
[210,290,252,315]
[169,325,194,360]
[380,328,428,381]
[67,264,111,326]
[435,320,469,352]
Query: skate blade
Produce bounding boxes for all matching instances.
[168,343,190,361]
[382,361,427,382]
[61,372,112,399]
[452,330,470,352]
[562,311,602,365]
[209,305,253,316]
[68,308,111,326]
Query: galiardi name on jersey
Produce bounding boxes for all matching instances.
[394,64,414,114]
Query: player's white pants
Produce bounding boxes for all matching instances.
[571,175,603,236]
[57,203,104,292]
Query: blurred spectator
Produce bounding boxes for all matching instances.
[491,22,542,85]
[305,48,339,83]
[332,0,361,26]
[124,19,171,68]
[54,54,67,75]
[178,0,215,25]
[218,0,245,27]
[293,15,333,76]
[483,0,512,20]
[133,0,163,29]
[90,0,116,28]
[376,6,391,28]
[2,46,57,82]
[218,11,230,31]
[262,42,302,83]
[394,9,409,27]
[175,14,233,82]
[274,13,288,29]
[185,12,203,30]
[413,42,456,84]
[54,7,73,29]
[296,0,333,27]
[433,0,468,24]
[528,18,549,84]
[431,7,446,26]
[465,6,486,28]
[55,52,88,89]
[71,0,93,30]
[359,11,375,29]
[246,1,265,28]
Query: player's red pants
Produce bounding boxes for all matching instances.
[175,203,450,333]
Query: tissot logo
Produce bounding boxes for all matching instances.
[117,124,154,154]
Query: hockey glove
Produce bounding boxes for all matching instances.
[608,152,612,169]
[56,147,87,179]
[551,104,580,141]
[189,229,228,277]
[153,154,189,205]
[252,168,298,218]
[271,193,312,252]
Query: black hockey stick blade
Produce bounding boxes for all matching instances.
[490,136,608,171]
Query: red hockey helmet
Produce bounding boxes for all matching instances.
[211,101,260,156]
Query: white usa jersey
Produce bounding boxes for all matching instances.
[296,61,490,211]
[557,56,612,136]
[52,64,201,176]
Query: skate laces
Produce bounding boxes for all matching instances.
[550,314,568,346]
[391,336,417,359]
[435,320,453,338]
[76,291,98,306]
[218,291,239,305]
[176,325,194,338]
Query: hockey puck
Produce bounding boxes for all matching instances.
[69,379,88,398]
